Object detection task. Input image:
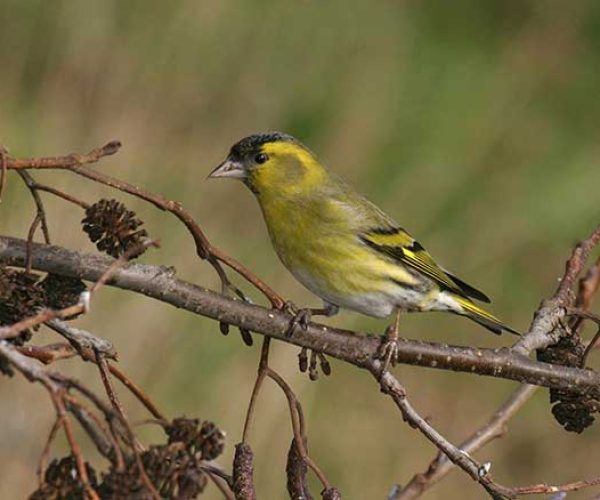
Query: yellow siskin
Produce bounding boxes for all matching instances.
[209,132,517,365]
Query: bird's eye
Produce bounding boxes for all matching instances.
[254,153,269,164]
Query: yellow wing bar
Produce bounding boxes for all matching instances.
[360,227,490,303]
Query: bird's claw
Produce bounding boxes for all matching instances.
[283,300,299,315]
[379,339,399,370]
[286,304,312,336]
[378,325,400,374]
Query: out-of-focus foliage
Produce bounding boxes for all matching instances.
[1,1,600,498]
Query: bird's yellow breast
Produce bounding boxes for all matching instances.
[257,192,417,300]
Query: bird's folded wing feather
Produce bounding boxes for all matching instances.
[359,227,491,303]
[325,182,491,303]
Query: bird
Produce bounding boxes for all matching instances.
[209,132,517,370]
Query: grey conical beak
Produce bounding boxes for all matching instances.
[207,159,247,179]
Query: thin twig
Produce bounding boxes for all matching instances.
[18,170,51,244]
[0,145,7,201]
[242,337,270,443]
[50,391,100,500]
[393,384,538,499]
[555,224,600,303]
[106,362,168,423]
[94,351,160,499]
[45,319,115,357]
[241,336,333,494]
[393,225,600,499]
[64,394,115,460]
[28,181,90,209]
[583,328,600,368]
[266,367,332,492]
[513,223,600,355]
[14,329,167,425]
[512,476,600,495]
[571,256,600,332]
[17,342,77,364]
[37,417,62,485]
[375,365,514,499]
[206,470,235,500]
[564,308,600,367]
[0,305,83,341]
[25,212,42,273]
[5,140,121,169]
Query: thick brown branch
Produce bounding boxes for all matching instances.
[2,237,599,395]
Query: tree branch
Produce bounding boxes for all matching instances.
[392,384,538,499]
[1,236,599,397]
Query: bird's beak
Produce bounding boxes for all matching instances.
[207,159,247,179]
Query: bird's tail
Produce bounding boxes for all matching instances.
[453,295,519,336]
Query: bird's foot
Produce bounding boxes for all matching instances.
[298,346,332,381]
[285,302,313,336]
[378,312,402,375]
[378,333,399,373]
[282,300,299,316]
[284,301,339,336]
[379,339,399,367]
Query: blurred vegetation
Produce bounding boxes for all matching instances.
[1,1,600,498]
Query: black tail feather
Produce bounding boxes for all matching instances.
[446,272,491,303]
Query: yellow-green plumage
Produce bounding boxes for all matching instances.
[209,132,516,335]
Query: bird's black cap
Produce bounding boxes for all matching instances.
[229,132,298,159]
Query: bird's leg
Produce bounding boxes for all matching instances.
[379,308,401,374]
[285,302,339,336]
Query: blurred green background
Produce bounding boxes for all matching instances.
[1,1,600,498]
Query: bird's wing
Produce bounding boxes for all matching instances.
[323,178,490,303]
[359,227,491,303]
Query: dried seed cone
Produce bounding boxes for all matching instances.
[286,436,312,500]
[29,455,97,500]
[166,417,226,461]
[101,417,224,498]
[41,273,86,311]
[197,421,226,461]
[0,267,46,375]
[538,335,600,432]
[0,267,45,334]
[233,443,256,500]
[82,199,148,258]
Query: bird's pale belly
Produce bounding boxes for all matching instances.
[280,241,434,318]
[293,264,435,317]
